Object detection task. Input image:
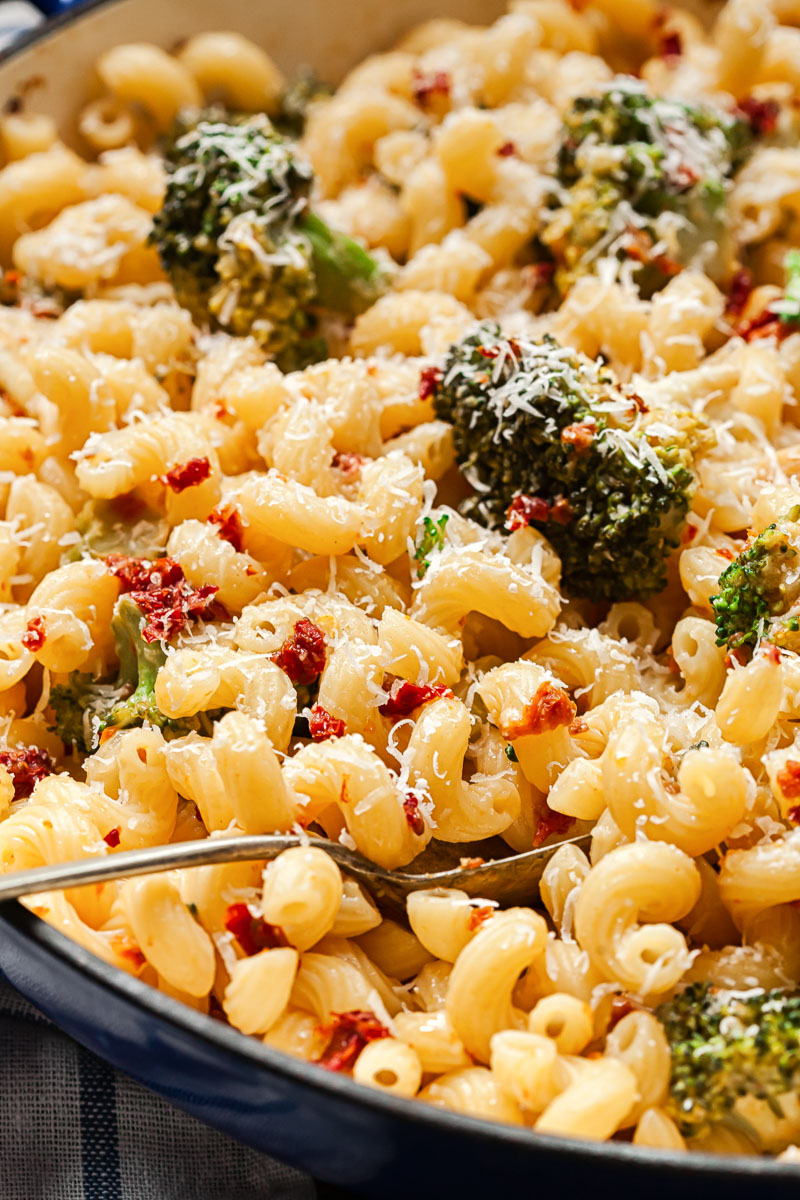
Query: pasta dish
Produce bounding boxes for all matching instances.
[1,0,800,1159]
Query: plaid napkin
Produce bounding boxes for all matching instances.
[0,977,317,1200]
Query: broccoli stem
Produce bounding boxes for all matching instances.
[102,595,167,733]
[299,211,385,316]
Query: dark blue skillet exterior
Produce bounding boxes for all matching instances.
[0,901,797,1197]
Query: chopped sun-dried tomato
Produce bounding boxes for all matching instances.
[716,546,736,561]
[224,903,291,956]
[162,457,211,493]
[403,791,426,836]
[737,309,788,342]
[332,452,365,479]
[459,856,485,870]
[524,261,556,290]
[607,994,642,1030]
[106,554,224,643]
[316,1010,391,1073]
[561,421,596,452]
[21,615,46,652]
[764,642,781,665]
[778,760,800,800]
[504,682,576,740]
[272,618,327,686]
[309,704,346,741]
[724,646,749,669]
[0,747,54,800]
[467,905,494,932]
[659,29,683,58]
[411,69,451,107]
[506,493,550,531]
[103,827,121,848]
[726,267,753,318]
[419,365,443,400]
[532,801,575,848]
[207,504,245,553]
[379,679,452,718]
[737,96,780,136]
[497,141,517,157]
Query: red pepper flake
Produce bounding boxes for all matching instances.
[764,642,781,665]
[659,29,683,59]
[331,452,365,479]
[607,994,643,1030]
[419,365,442,401]
[0,747,54,800]
[506,493,550,531]
[550,497,573,525]
[117,944,147,970]
[308,704,346,741]
[411,69,451,108]
[681,521,698,545]
[724,647,749,669]
[224,903,291,956]
[726,268,753,319]
[459,856,485,869]
[561,421,596,452]
[316,1010,390,1073]
[403,791,426,836]
[778,760,800,800]
[737,96,780,136]
[716,546,736,561]
[103,827,121,848]
[21,615,46,652]
[467,905,494,931]
[497,141,517,157]
[504,682,576,740]
[106,554,225,643]
[272,618,327,686]
[478,344,499,360]
[532,801,575,848]
[379,679,451,718]
[162,456,211,493]
[789,804,800,824]
[207,504,245,553]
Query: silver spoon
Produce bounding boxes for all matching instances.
[0,832,591,916]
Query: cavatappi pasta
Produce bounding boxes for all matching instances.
[3,0,800,1159]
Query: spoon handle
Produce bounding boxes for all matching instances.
[0,834,352,902]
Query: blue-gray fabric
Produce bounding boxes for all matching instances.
[0,978,316,1200]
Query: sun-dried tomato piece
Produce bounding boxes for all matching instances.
[316,1010,391,1073]
[331,452,365,479]
[103,827,121,848]
[224,903,291,956]
[207,504,245,553]
[162,457,211,493]
[309,704,346,741]
[764,642,781,665]
[106,554,224,643]
[379,679,451,719]
[506,493,550,531]
[737,96,780,136]
[777,760,800,801]
[403,791,426,836]
[412,69,451,108]
[532,801,575,848]
[504,682,576,740]
[497,141,517,157]
[467,905,494,931]
[607,994,643,1030]
[21,615,46,651]
[659,29,683,58]
[272,618,327,686]
[737,309,788,342]
[789,804,800,824]
[726,268,753,318]
[561,422,596,452]
[0,747,54,800]
[419,366,443,400]
[459,856,485,870]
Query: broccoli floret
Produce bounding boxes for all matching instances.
[150,114,387,360]
[658,982,800,1136]
[711,509,800,651]
[274,70,333,138]
[432,323,700,602]
[541,78,751,297]
[49,596,221,751]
